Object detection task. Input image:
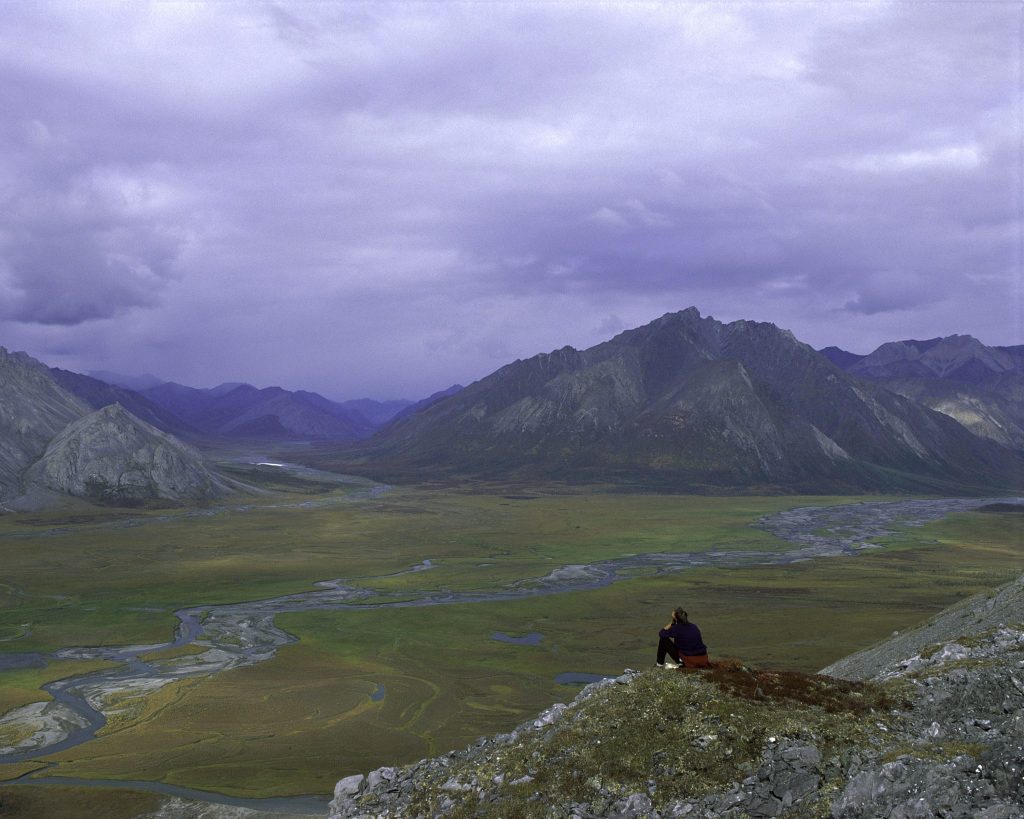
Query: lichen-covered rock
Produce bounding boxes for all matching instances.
[827,624,1024,819]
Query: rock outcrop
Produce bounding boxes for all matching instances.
[328,573,1024,818]
[24,403,224,505]
[0,346,90,501]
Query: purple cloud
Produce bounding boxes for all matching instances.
[0,2,1017,398]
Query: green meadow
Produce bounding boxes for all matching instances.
[0,479,1021,806]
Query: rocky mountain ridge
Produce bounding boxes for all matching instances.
[324,309,1024,492]
[847,335,1023,382]
[328,570,1024,818]
[821,335,1024,450]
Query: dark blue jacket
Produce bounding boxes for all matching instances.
[659,621,707,656]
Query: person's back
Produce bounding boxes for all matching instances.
[657,607,710,668]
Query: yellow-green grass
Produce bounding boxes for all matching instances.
[97,677,201,735]
[0,660,118,714]
[0,784,163,818]
[0,490,873,653]
[33,508,1023,798]
[0,761,47,782]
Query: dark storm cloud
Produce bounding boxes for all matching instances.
[0,114,186,325]
[0,2,1018,397]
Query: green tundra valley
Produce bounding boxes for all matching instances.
[1,460,1021,815]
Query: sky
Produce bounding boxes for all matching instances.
[0,1,1021,401]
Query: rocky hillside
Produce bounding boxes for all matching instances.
[822,335,1024,450]
[0,347,90,500]
[822,558,1024,682]
[329,573,1024,818]
[24,404,226,505]
[324,309,1023,492]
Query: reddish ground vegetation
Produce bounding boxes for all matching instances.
[682,657,903,715]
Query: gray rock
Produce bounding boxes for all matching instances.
[533,702,567,728]
[25,404,224,504]
[333,774,365,798]
[365,765,396,791]
[0,346,90,501]
[609,792,656,818]
[744,785,783,818]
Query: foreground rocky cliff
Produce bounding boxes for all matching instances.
[328,573,1024,818]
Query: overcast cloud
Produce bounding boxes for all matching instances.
[0,1,1020,399]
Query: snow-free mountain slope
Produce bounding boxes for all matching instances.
[0,347,90,499]
[335,309,1023,491]
[24,403,225,505]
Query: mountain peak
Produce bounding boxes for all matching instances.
[25,404,222,505]
[337,308,1021,491]
[0,348,91,500]
[87,370,165,391]
[818,346,866,369]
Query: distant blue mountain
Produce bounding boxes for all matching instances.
[817,346,865,370]
[139,382,376,441]
[51,368,194,437]
[82,371,449,443]
[87,370,165,391]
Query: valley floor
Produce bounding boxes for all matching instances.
[0,475,1021,816]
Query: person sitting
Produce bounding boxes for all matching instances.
[656,607,710,668]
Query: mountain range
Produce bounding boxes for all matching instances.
[0,347,457,507]
[315,309,1024,493]
[56,375,428,443]
[136,381,379,441]
[3,309,1023,506]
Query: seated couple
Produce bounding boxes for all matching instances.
[656,607,710,669]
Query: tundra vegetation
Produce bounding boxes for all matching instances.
[0,471,1020,815]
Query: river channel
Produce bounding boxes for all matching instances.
[1,495,1019,812]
